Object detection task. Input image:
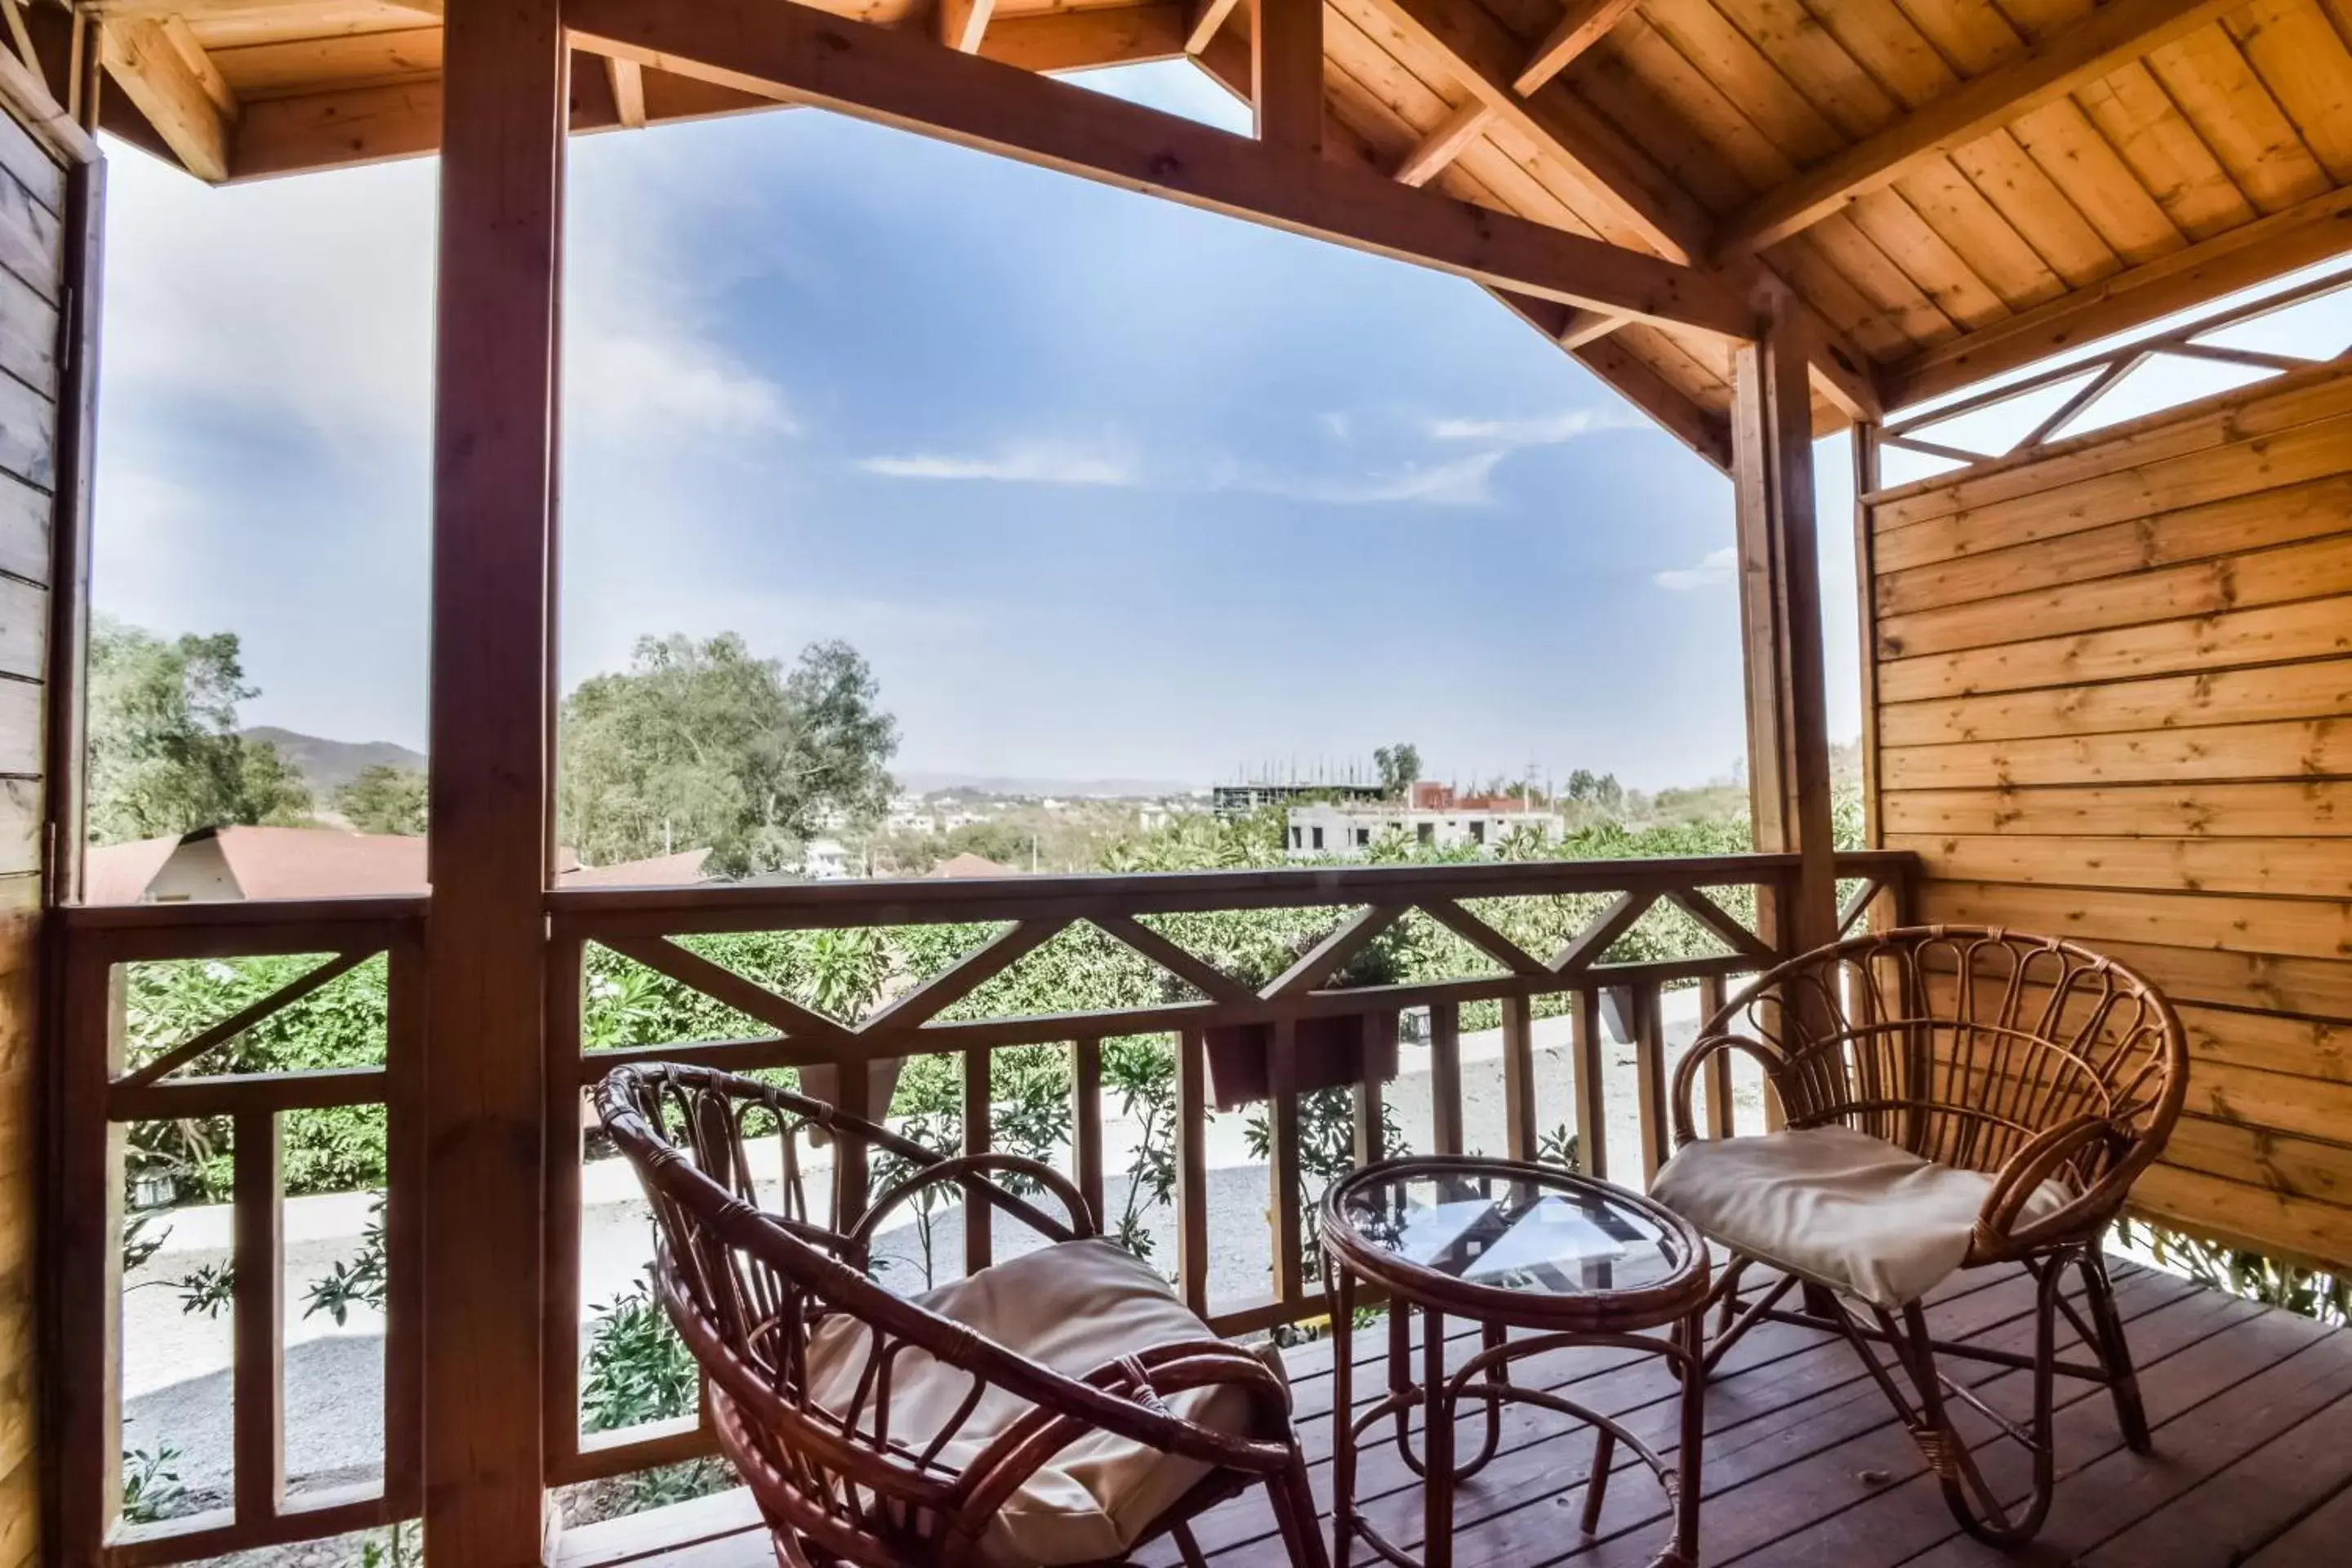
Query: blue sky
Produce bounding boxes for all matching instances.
[91,60,1865,793]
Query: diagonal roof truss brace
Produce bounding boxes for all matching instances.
[562,0,1753,338]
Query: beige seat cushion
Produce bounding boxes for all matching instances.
[1652,1125,2074,1310]
[804,1236,1279,1566]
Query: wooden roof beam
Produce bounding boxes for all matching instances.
[938,0,995,54]
[1489,287,1730,470]
[564,0,1752,336]
[1357,0,1878,420]
[1720,0,2244,260]
[1184,0,1242,55]
[93,0,441,16]
[1361,0,1707,263]
[229,6,1200,178]
[1392,100,1490,186]
[100,17,237,180]
[1512,0,1637,97]
[1882,181,2352,409]
[605,55,646,124]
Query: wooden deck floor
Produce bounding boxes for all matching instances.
[559,1259,2352,1568]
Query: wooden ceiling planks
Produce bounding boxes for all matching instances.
[73,0,2352,435]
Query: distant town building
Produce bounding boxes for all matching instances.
[1212,780,1383,818]
[802,838,853,880]
[1284,783,1563,861]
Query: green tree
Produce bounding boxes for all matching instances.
[87,620,313,843]
[559,634,898,878]
[333,764,427,835]
[1372,742,1420,799]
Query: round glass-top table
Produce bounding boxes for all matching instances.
[1319,1156,1712,1568]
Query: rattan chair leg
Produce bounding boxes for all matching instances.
[2078,1246,2152,1454]
[1265,1446,1335,1568]
[1889,1290,2057,1548]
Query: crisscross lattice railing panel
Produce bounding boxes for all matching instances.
[543,851,1918,1486]
[56,898,427,1568]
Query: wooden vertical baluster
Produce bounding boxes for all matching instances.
[1758,879,1791,1133]
[833,1045,873,1232]
[56,945,122,1561]
[1071,1037,1105,1232]
[232,1108,284,1529]
[1633,982,1669,1183]
[1570,985,1607,1180]
[964,1045,993,1275]
[1499,993,1536,1162]
[1175,1028,1209,1316]
[1429,1002,1463,1156]
[1697,973,1733,1142]
[1267,1018,1303,1306]
[56,949,124,1557]
[383,926,428,1515]
[1356,1009,1396,1165]
[540,933,586,1475]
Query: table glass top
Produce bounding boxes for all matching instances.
[1334,1166,1684,1298]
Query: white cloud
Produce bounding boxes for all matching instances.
[1654,546,1738,591]
[1228,451,1504,506]
[99,145,795,455]
[858,441,1137,486]
[1426,407,1644,447]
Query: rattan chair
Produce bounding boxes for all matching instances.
[595,1062,1330,1568]
[1654,926,2188,1548]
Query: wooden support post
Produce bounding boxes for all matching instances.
[1851,423,1883,857]
[422,0,564,1557]
[540,936,585,1483]
[1733,313,1840,962]
[1252,0,1321,157]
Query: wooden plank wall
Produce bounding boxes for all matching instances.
[0,47,93,1568]
[1862,360,2352,1272]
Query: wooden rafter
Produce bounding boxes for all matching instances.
[1358,0,1706,264]
[604,53,645,125]
[100,16,237,180]
[230,7,1202,178]
[1184,0,1242,55]
[564,0,1751,335]
[938,0,995,54]
[1512,0,1637,97]
[1486,287,1733,470]
[1392,99,1489,186]
[1352,0,1879,421]
[1719,0,2244,260]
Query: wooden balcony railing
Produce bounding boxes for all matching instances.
[52,849,1917,1564]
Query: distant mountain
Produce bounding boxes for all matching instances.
[243,728,427,796]
[896,770,1201,799]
